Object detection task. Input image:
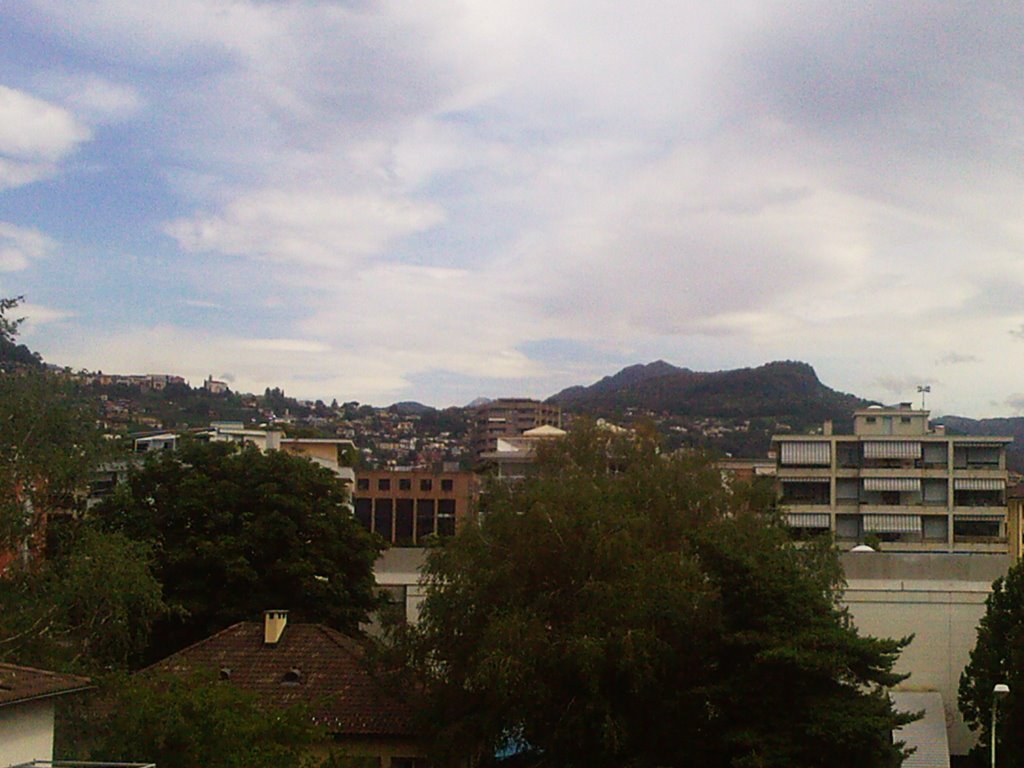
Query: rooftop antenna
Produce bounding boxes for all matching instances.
[917,384,931,410]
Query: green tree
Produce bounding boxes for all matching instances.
[95,440,382,660]
[0,527,166,672]
[959,561,1024,766]
[0,297,105,553]
[62,669,323,768]
[403,425,913,768]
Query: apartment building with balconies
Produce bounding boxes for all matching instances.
[471,398,561,459]
[772,404,1012,553]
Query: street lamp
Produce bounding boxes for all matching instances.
[992,682,1009,768]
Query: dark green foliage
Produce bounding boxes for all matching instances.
[959,561,1024,766]
[0,527,166,672]
[404,425,913,768]
[62,669,324,768]
[0,297,106,550]
[94,441,382,660]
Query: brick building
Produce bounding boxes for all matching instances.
[353,469,477,545]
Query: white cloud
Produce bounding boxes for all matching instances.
[38,324,414,402]
[241,338,331,354]
[0,223,57,272]
[18,2,1024,414]
[165,190,445,267]
[36,73,143,123]
[0,84,91,190]
[18,302,73,328]
[0,84,90,160]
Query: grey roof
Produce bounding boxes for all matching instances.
[892,691,950,768]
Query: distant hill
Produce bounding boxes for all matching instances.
[549,360,871,429]
[389,401,435,415]
[552,360,689,403]
[0,336,44,370]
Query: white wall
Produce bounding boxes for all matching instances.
[0,699,56,768]
[841,552,1010,756]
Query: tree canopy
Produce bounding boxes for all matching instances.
[95,440,382,660]
[959,560,1024,766]
[402,425,913,768]
[0,296,105,555]
[0,526,166,673]
[63,669,324,768]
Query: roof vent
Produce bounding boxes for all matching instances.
[219,667,232,680]
[282,668,303,685]
[264,610,288,645]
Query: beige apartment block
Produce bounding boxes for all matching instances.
[772,404,1012,553]
[471,398,562,459]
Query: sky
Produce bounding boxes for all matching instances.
[3,2,1024,415]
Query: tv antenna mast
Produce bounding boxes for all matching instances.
[917,385,931,410]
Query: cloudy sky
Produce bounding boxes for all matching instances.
[3,2,1024,415]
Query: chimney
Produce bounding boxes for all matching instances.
[264,610,288,645]
[823,420,833,436]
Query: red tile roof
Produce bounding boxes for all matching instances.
[148,622,416,737]
[0,663,91,707]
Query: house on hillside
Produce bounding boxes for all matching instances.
[0,663,91,767]
[146,610,422,767]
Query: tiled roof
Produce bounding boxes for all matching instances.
[0,663,91,707]
[147,622,416,737]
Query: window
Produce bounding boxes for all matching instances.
[354,498,372,531]
[865,416,877,423]
[954,519,1002,540]
[374,499,393,540]
[922,516,947,542]
[399,478,412,491]
[416,499,436,541]
[901,416,912,424]
[420,479,433,492]
[441,478,453,492]
[395,498,414,543]
[438,499,456,536]
[356,478,369,491]
[378,478,391,491]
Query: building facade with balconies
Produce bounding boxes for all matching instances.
[772,404,1012,553]
[471,398,562,459]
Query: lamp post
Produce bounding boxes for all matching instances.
[992,682,1009,768]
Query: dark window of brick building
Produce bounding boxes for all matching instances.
[395,498,414,543]
[437,499,456,537]
[356,478,369,491]
[399,478,411,491]
[374,498,393,541]
[378,478,391,491]
[420,479,432,492]
[354,498,372,531]
[441,478,453,492]
[416,499,436,541]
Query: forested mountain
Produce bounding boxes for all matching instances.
[550,360,871,429]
